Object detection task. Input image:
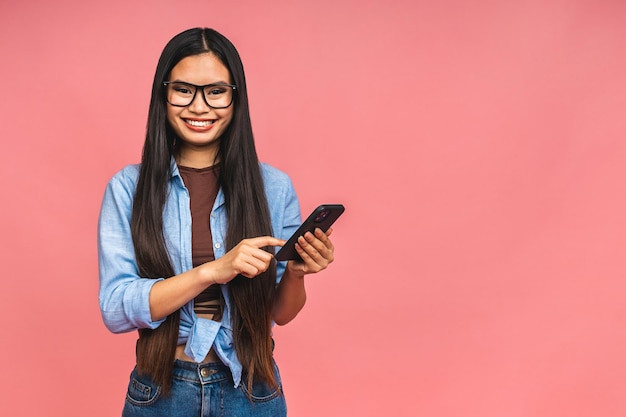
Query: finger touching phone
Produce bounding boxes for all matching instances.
[275,204,345,261]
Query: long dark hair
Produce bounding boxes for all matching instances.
[131,28,278,395]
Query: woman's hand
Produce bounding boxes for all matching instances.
[286,228,335,276]
[148,236,284,322]
[209,236,286,284]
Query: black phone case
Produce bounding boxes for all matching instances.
[275,204,345,261]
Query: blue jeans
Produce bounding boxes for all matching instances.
[122,360,287,417]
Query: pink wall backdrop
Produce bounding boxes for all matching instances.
[1,1,625,416]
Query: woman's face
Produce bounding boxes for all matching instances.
[166,52,234,165]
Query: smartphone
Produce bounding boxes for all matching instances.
[275,204,345,262]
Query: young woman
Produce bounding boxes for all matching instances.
[98,27,336,416]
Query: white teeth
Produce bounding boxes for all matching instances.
[186,119,214,127]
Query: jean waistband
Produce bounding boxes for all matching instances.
[172,359,231,384]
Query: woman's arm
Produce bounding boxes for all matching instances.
[98,170,284,329]
[272,269,306,326]
[149,236,285,321]
[272,228,335,325]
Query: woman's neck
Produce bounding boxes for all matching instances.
[175,146,218,169]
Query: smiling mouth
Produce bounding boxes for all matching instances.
[185,119,215,127]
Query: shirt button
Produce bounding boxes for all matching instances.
[215,242,222,249]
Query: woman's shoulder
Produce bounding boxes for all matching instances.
[260,162,290,182]
[106,163,141,193]
[259,162,294,190]
[259,163,299,211]
[112,163,140,179]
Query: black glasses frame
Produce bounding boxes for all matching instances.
[163,81,237,108]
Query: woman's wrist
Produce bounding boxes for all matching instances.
[283,265,305,281]
[197,262,219,286]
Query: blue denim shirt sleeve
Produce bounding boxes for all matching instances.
[261,162,302,283]
[97,165,166,333]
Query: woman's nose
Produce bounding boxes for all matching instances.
[188,90,211,112]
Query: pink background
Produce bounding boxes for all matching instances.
[1,1,625,416]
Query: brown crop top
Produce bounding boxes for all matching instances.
[178,164,224,321]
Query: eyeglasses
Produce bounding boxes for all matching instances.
[163,81,237,108]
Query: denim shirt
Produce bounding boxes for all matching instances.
[97,160,301,387]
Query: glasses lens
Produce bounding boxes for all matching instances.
[202,85,234,108]
[166,82,234,108]
[166,82,196,106]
